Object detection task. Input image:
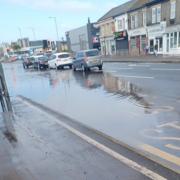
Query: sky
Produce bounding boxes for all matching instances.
[0,0,129,43]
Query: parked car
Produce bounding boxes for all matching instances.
[73,49,103,72]
[22,56,34,69]
[33,56,49,70]
[48,53,73,69]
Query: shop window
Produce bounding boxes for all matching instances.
[167,34,170,52]
[170,0,176,20]
[170,33,174,48]
[130,37,136,49]
[150,39,154,52]
[159,37,163,51]
[174,32,177,48]
[141,35,146,51]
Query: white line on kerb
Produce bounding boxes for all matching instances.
[17,97,166,180]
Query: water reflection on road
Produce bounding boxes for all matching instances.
[3,62,180,158]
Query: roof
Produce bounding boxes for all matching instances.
[97,0,151,22]
[98,0,139,22]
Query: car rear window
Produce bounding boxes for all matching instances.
[58,54,70,58]
[85,50,99,57]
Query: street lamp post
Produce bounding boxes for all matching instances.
[18,27,23,48]
[49,16,60,51]
[28,27,36,40]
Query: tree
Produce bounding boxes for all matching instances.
[11,43,21,51]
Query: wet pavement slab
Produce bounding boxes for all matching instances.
[2,61,180,174]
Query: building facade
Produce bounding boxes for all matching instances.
[98,18,116,56]
[66,19,100,53]
[114,14,129,56]
[128,6,147,56]
[163,0,180,55]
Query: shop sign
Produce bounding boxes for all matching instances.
[114,31,127,40]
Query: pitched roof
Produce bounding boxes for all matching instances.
[98,0,150,22]
[98,0,138,22]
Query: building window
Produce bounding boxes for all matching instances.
[170,0,176,19]
[143,11,146,26]
[131,14,138,29]
[152,6,161,24]
[117,20,123,30]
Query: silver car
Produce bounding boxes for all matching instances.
[73,49,103,72]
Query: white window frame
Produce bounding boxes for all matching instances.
[117,19,123,30]
[170,0,176,19]
[131,13,138,29]
[152,5,161,24]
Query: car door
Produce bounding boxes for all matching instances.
[75,52,84,68]
[48,55,56,68]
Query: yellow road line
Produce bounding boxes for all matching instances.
[141,144,180,166]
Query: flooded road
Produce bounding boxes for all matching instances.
[3,61,180,168]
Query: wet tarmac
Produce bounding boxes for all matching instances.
[2,61,180,172]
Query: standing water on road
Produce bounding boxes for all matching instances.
[3,62,180,162]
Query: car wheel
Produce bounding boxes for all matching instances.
[26,65,29,69]
[23,64,26,69]
[55,64,58,70]
[73,65,76,71]
[98,65,102,70]
[69,65,72,69]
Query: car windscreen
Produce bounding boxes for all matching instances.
[58,54,70,58]
[49,55,56,60]
[85,50,99,57]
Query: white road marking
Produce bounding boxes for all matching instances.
[17,97,167,180]
[128,64,151,67]
[157,122,180,130]
[116,68,133,70]
[165,144,180,151]
[151,68,180,71]
[117,74,154,79]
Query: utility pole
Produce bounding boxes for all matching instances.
[49,17,60,51]
[18,27,23,47]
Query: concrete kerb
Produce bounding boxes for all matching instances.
[102,59,180,64]
[16,95,180,175]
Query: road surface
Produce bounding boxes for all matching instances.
[2,61,180,175]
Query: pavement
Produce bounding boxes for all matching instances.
[0,97,179,180]
[102,55,180,63]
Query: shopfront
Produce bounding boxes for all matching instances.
[114,31,129,56]
[100,36,116,56]
[165,25,180,55]
[147,22,166,54]
[128,28,147,56]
